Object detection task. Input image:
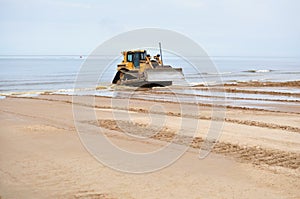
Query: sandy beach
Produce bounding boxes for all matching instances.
[0,84,299,199]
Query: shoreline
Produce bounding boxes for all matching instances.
[5,89,300,114]
[4,94,300,131]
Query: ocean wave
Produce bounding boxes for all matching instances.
[0,80,75,88]
[184,72,233,77]
[243,69,273,73]
[0,91,49,97]
[0,55,86,60]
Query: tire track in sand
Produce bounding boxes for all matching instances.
[96,120,300,171]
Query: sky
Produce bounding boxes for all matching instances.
[0,0,299,56]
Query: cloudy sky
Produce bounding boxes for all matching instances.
[1,0,299,56]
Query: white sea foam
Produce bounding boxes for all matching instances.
[244,69,272,73]
[0,91,47,97]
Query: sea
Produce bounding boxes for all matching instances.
[1,55,300,112]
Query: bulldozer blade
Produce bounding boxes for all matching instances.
[144,68,184,84]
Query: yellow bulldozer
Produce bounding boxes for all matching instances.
[112,44,184,87]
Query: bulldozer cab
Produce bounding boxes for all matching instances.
[123,50,147,69]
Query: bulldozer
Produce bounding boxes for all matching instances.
[112,44,184,87]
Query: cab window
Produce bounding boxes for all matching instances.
[140,52,146,60]
[127,53,133,62]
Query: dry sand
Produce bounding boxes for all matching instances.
[0,94,299,198]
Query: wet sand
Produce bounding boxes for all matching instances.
[0,91,300,198]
